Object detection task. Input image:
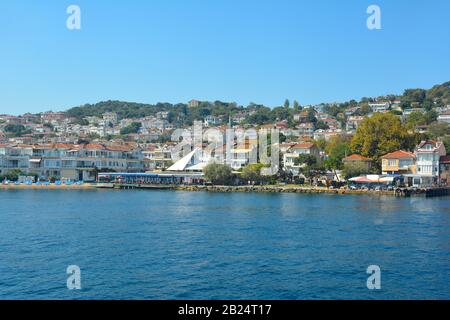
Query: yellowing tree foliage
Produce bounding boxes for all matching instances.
[351,113,416,162]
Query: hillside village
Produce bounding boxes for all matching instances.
[1,81,450,188]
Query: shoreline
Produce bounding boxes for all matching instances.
[0,183,394,196]
[2,183,449,197]
[0,183,96,190]
[174,185,395,196]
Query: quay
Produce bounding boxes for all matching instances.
[395,187,450,198]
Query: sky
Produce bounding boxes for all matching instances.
[0,0,449,115]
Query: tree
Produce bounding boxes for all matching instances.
[442,136,450,155]
[293,100,300,112]
[342,162,370,179]
[324,135,352,170]
[120,122,142,135]
[241,163,265,184]
[203,163,233,185]
[0,169,24,182]
[315,120,330,130]
[4,124,31,137]
[294,154,317,166]
[306,108,318,123]
[284,99,290,109]
[428,122,450,138]
[351,113,416,165]
[406,111,427,128]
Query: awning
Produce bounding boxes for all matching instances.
[29,158,42,163]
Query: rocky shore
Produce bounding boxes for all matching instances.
[175,185,395,196]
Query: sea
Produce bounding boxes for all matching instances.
[0,189,448,299]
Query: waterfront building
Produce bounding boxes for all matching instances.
[142,146,173,171]
[283,143,321,175]
[439,155,450,186]
[380,150,416,175]
[0,143,145,182]
[404,140,447,187]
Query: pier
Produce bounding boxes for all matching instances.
[395,187,450,198]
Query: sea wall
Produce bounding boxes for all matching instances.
[175,185,395,196]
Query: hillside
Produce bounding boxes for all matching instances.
[64,81,450,126]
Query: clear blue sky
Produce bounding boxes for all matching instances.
[0,0,449,114]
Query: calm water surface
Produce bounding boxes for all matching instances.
[0,189,449,299]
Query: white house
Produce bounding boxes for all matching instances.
[407,140,447,186]
[437,112,450,124]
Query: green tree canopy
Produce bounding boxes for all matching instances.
[351,113,416,163]
[342,162,371,180]
[203,163,233,185]
[241,163,265,184]
[324,135,352,170]
[120,122,142,135]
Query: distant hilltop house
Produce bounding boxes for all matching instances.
[204,115,222,127]
[313,129,342,141]
[437,111,450,123]
[346,116,364,131]
[295,122,315,137]
[102,112,118,125]
[369,102,390,113]
[188,99,201,108]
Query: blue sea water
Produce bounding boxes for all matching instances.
[0,189,448,300]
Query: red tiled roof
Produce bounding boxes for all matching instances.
[84,144,105,150]
[343,154,371,161]
[292,143,315,149]
[417,140,437,148]
[106,145,132,152]
[381,150,415,160]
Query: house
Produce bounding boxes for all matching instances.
[103,112,118,125]
[342,154,372,171]
[283,143,320,175]
[294,109,317,123]
[405,140,447,187]
[313,129,342,141]
[142,146,173,171]
[380,150,416,175]
[204,115,222,127]
[322,118,341,130]
[188,99,201,108]
[346,116,364,131]
[437,112,450,123]
[229,146,257,170]
[439,155,450,186]
[369,102,390,113]
[296,123,315,137]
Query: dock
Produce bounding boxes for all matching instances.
[395,187,450,198]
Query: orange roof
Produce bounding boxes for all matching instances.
[292,143,315,149]
[381,150,415,160]
[84,144,105,150]
[343,154,371,161]
[106,145,132,152]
